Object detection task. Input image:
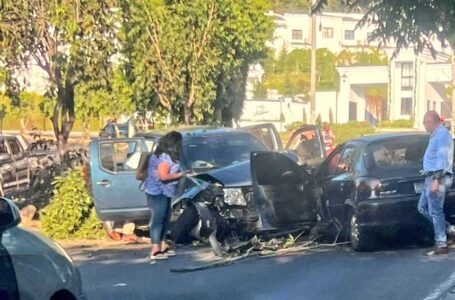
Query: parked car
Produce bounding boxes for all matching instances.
[99,122,129,139]
[87,124,326,237]
[0,135,32,197]
[251,132,455,251]
[0,198,84,299]
[0,133,59,197]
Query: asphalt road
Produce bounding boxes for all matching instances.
[68,241,455,300]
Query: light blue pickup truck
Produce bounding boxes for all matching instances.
[87,124,326,235]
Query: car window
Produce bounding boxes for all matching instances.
[7,139,22,156]
[326,147,344,176]
[100,141,142,173]
[364,136,428,170]
[145,140,156,152]
[288,128,324,161]
[244,127,275,150]
[182,132,267,171]
[336,147,359,175]
[0,140,8,155]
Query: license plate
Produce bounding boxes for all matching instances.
[414,182,424,194]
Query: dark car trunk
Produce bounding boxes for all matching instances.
[369,167,424,197]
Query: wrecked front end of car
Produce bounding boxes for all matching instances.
[171,157,322,256]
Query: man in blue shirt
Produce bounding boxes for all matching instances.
[418,111,454,255]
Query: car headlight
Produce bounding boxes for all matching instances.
[223,188,247,206]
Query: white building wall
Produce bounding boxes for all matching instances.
[315,91,337,123]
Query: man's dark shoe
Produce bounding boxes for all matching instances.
[425,246,449,256]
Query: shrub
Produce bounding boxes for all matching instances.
[41,167,104,239]
[378,119,414,128]
[285,121,305,132]
[331,121,376,145]
[283,121,375,145]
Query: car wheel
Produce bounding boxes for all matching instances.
[171,204,199,244]
[348,210,376,251]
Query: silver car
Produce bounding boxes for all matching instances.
[0,198,84,300]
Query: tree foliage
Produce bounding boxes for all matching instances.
[257,47,388,98]
[0,0,118,155]
[314,0,455,53]
[75,67,135,135]
[119,0,273,125]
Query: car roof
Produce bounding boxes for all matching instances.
[348,131,429,144]
[136,126,244,139]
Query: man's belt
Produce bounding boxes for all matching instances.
[421,169,453,180]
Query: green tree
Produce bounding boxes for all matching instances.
[211,0,274,126]
[259,48,337,96]
[120,0,273,126]
[119,0,217,125]
[0,0,118,157]
[75,68,135,139]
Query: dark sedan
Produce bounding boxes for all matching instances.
[251,132,455,251]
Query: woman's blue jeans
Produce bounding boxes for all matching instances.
[147,193,171,244]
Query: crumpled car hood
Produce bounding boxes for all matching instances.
[201,161,252,188]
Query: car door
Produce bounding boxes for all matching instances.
[6,137,29,185]
[90,137,149,221]
[318,144,360,224]
[285,125,326,166]
[240,123,283,151]
[250,151,318,230]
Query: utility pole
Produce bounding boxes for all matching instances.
[310,0,317,124]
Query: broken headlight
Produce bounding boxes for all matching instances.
[223,188,247,206]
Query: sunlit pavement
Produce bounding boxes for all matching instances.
[65,241,455,300]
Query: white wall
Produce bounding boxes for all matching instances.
[315,91,337,122]
[238,98,307,131]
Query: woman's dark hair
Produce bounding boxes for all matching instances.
[154,131,183,162]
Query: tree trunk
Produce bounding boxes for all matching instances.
[83,121,91,142]
[19,118,29,134]
[51,78,75,161]
[184,79,196,125]
[184,104,190,125]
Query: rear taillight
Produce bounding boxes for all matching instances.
[356,177,382,200]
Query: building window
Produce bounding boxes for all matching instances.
[401,62,413,90]
[344,30,355,40]
[401,98,412,115]
[322,27,333,38]
[292,29,302,40]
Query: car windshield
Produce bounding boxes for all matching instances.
[181,132,268,171]
[364,136,429,170]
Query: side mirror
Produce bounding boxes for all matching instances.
[0,198,21,231]
[0,153,11,161]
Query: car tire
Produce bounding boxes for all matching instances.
[348,210,376,251]
[171,204,200,244]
